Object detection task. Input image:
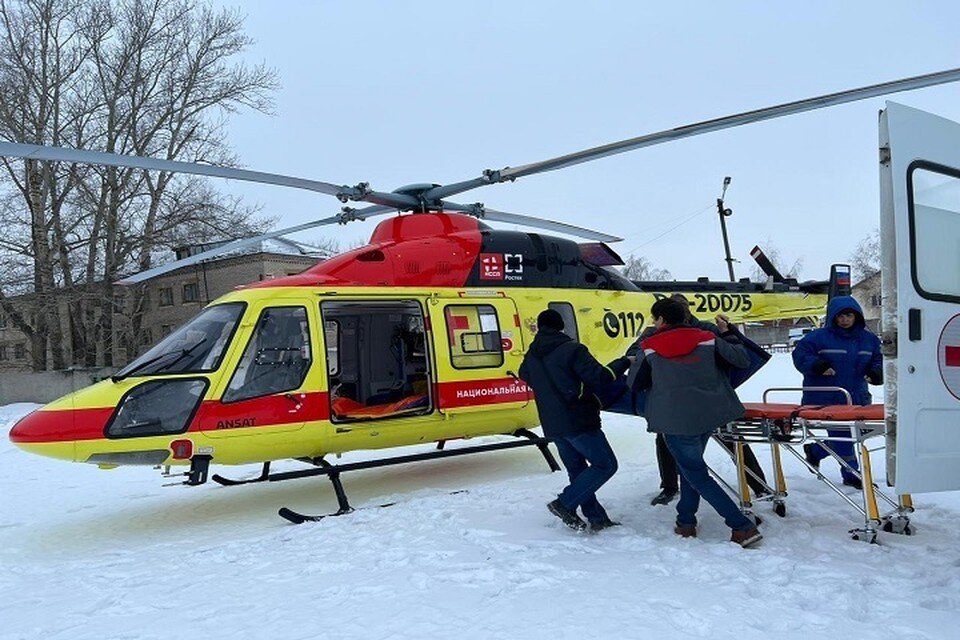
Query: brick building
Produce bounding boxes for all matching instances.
[0,239,328,373]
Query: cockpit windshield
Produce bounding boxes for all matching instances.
[113,302,246,380]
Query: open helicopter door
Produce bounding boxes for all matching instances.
[880,102,960,493]
[426,294,529,415]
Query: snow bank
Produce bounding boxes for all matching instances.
[1,355,957,640]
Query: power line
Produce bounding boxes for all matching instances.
[621,203,714,255]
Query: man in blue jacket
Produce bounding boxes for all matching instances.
[519,309,632,532]
[792,295,883,489]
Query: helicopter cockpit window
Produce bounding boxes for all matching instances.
[106,378,207,439]
[548,302,578,341]
[113,302,246,379]
[222,306,312,403]
[445,305,504,369]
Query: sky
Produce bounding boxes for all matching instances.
[204,0,960,282]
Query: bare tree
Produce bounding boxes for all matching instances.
[850,228,880,283]
[0,0,277,370]
[621,254,672,281]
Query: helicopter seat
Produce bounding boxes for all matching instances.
[332,393,429,419]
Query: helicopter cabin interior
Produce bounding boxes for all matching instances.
[321,301,432,420]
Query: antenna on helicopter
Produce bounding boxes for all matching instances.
[717,176,736,282]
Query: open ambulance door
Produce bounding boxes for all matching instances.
[881,102,960,493]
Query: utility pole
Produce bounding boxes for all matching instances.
[717,176,736,282]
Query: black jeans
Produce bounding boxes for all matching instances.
[656,432,768,495]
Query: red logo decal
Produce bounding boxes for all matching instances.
[501,337,513,351]
[479,253,504,280]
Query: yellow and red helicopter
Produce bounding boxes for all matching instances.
[5,67,960,522]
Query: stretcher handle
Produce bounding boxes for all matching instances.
[761,386,853,405]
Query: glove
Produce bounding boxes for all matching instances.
[812,359,832,376]
[866,369,883,385]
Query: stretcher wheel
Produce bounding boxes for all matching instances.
[850,530,878,544]
[881,520,914,535]
[774,502,786,518]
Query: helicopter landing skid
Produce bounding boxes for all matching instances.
[273,429,559,524]
[211,462,272,486]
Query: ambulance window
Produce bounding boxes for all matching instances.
[223,306,312,403]
[548,302,578,341]
[445,304,504,369]
[910,165,960,301]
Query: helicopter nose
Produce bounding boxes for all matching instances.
[9,408,78,461]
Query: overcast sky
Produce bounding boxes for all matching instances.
[207,0,960,282]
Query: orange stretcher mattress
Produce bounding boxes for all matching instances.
[740,402,885,422]
[332,394,429,419]
[741,403,806,420]
[797,404,885,421]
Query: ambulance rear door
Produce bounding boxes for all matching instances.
[881,102,960,493]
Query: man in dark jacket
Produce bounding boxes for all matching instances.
[792,295,883,489]
[519,309,631,532]
[631,298,762,547]
[632,294,771,506]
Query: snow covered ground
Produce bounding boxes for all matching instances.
[2,354,959,640]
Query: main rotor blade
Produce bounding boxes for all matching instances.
[499,67,960,181]
[116,204,395,285]
[423,66,960,204]
[442,202,622,242]
[0,142,354,199]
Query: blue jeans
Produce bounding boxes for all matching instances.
[807,429,860,481]
[664,432,754,532]
[554,430,618,524]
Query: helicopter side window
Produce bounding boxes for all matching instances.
[445,305,504,369]
[222,306,312,403]
[325,320,340,376]
[548,302,579,341]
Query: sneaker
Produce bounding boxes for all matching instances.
[803,444,820,469]
[842,476,864,490]
[650,489,678,506]
[590,518,622,533]
[547,499,587,531]
[730,527,763,548]
[674,524,697,538]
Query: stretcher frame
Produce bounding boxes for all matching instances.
[714,387,914,543]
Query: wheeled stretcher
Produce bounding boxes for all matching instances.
[711,387,914,543]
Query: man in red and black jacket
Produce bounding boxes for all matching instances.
[630,298,762,547]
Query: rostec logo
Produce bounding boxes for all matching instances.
[479,253,504,280]
[504,253,524,281]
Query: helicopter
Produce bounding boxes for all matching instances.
[6,67,960,522]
